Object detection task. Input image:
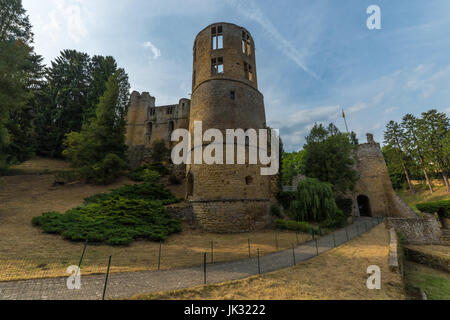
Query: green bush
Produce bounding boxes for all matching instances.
[416,200,450,218]
[276,191,296,209]
[320,210,347,229]
[84,183,178,205]
[274,219,318,234]
[129,163,170,182]
[271,204,281,217]
[32,198,181,245]
[79,153,128,185]
[33,181,181,245]
[335,197,353,217]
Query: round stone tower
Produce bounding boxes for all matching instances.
[187,22,272,233]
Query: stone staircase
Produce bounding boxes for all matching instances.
[440,229,450,246]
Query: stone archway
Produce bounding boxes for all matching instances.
[357,195,372,217]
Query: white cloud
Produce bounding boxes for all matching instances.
[143,41,162,62]
[42,0,89,43]
[384,106,399,114]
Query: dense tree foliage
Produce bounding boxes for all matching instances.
[63,72,130,184]
[0,0,36,171]
[384,109,449,193]
[301,123,359,193]
[281,150,305,185]
[0,1,131,184]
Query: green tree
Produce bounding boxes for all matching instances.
[63,71,130,184]
[0,0,34,171]
[401,114,434,194]
[419,110,449,192]
[384,121,415,194]
[281,150,305,185]
[302,123,358,193]
[290,178,340,222]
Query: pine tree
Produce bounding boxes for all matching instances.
[384,121,415,194]
[63,71,130,184]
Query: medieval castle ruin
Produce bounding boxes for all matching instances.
[125,22,416,233]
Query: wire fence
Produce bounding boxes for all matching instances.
[0,217,384,300]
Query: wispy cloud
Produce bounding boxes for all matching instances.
[143,41,162,62]
[42,0,89,43]
[227,0,319,79]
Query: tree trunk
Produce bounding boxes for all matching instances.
[442,171,450,193]
[423,168,433,194]
[402,160,415,194]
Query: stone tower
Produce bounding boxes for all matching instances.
[353,133,416,218]
[187,22,273,232]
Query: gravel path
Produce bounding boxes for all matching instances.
[0,217,380,300]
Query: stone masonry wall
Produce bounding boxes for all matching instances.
[386,216,442,245]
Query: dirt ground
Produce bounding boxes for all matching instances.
[133,224,407,300]
[0,159,308,281]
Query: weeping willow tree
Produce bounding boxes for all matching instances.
[290,178,339,222]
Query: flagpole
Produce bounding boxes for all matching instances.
[342,109,349,134]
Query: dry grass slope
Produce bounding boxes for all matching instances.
[132,224,406,300]
[0,158,308,281]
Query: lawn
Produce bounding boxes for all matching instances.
[404,262,450,300]
[397,184,450,214]
[0,158,309,281]
[132,224,406,300]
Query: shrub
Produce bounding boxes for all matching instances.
[129,163,170,182]
[271,204,281,217]
[417,200,450,218]
[335,197,353,217]
[151,140,170,162]
[274,219,318,234]
[276,191,296,209]
[54,170,80,185]
[84,183,178,205]
[320,210,347,229]
[32,198,181,245]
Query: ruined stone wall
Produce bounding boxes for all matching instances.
[125,92,190,166]
[353,134,417,218]
[386,216,442,245]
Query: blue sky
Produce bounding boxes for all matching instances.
[22,0,450,151]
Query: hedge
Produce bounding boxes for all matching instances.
[274,219,318,234]
[416,200,450,218]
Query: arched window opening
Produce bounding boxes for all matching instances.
[147,122,153,143]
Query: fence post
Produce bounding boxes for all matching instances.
[248,238,251,258]
[315,239,319,256]
[203,253,207,284]
[78,240,88,269]
[257,249,261,275]
[211,240,214,264]
[311,229,315,241]
[102,256,112,301]
[275,233,279,250]
[158,240,162,271]
[292,244,296,266]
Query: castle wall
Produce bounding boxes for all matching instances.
[353,134,417,218]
